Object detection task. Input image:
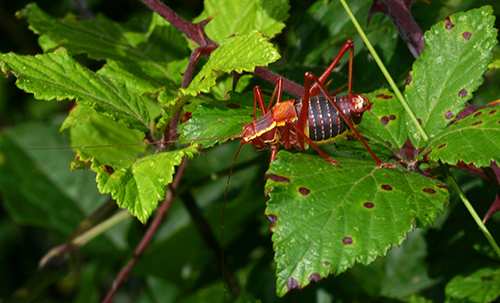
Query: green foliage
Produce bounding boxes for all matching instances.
[0,49,151,132]
[404,6,497,149]
[266,152,449,296]
[179,30,281,97]
[445,267,500,303]
[424,107,500,166]
[197,0,289,43]
[0,0,500,302]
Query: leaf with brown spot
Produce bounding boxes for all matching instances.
[422,109,500,167]
[403,6,497,149]
[265,151,449,296]
[359,89,408,150]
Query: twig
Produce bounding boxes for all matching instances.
[138,0,305,98]
[102,158,188,303]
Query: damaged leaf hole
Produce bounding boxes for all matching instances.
[343,237,353,245]
[405,74,412,86]
[445,16,455,29]
[458,89,468,98]
[363,202,375,209]
[375,94,393,99]
[444,111,454,120]
[103,165,115,174]
[267,214,277,229]
[264,173,290,182]
[308,273,321,283]
[423,188,437,194]
[437,185,449,191]
[298,187,311,196]
[381,184,393,191]
[286,278,299,291]
[381,116,389,126]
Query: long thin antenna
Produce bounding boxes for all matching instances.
[24,135,243,151]
[221,139,246,301]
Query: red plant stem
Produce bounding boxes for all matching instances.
[102,158,188,303]
[368,0,424,58]
[139,0,305,98]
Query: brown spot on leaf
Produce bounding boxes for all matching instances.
[471,121,483,126]
[264,174,290,182]
[417,118,422,125]
[381,116,389,126]
[489,109,498,115]
[103,165,115,174]
[343,237,353,245]
[308,273,321,283]
[437,143,447,149]
[286,278,299,290]
[458,89,468,98]
[405,74,412,86]
[381,184,393,191]
[445,17,455,29]
[376,94,393,100]
[324,261,330,266]
[462,31,471,40]
[363,202,375,209]
[299,187,311,196]
[386,141,392,148]
[267,214,277,229]
[473,111,483,118]
[423,188,437,194]
[444,111,454,120]
[389,115,396,120]
[226,103,240,109]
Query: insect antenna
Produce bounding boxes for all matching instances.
[23,135,244,151]
[221,138,246,301]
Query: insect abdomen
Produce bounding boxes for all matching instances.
[307,96,363,144]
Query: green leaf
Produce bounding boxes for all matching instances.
[422,108,500,167]
[18,3,189,94]
[404,6,498,148]
[179,30,281,97]
[0,120,104,235]
[197,0,289,43]
[67,104,147,169]
[0,49,151,132]
[265,151,449,297]
[87,145,199,223]
[180,92,254,147]
[445,267,500,303]
[361,89,408,150]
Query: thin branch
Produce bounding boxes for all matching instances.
[139,0,305,98]
[102,158,188,303]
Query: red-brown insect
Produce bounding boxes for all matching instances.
[220,40,396,299]
[229,39,390,169]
